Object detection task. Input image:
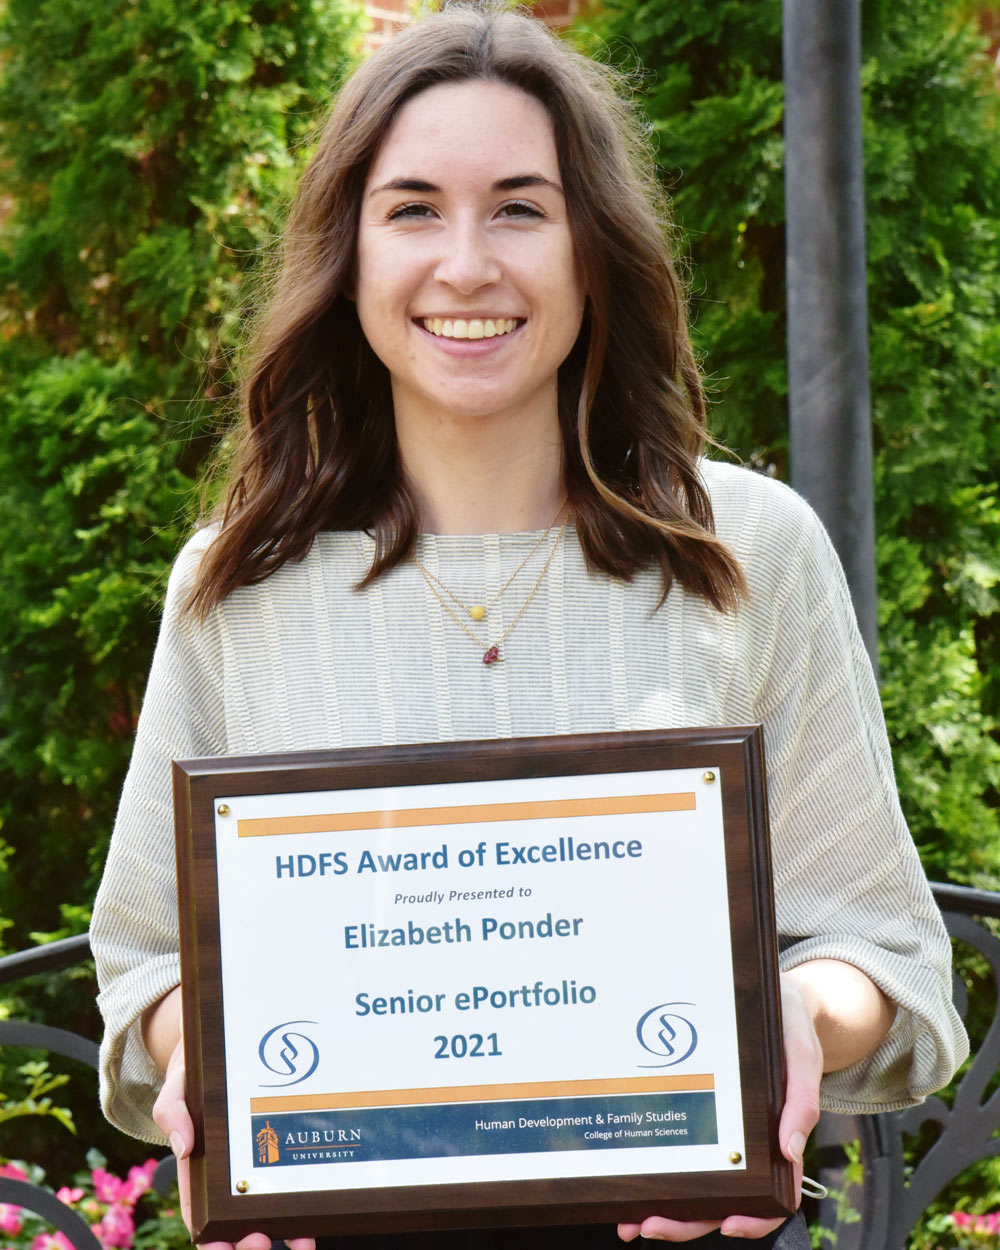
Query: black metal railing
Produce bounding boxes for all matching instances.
[816,883,1000,1249]
[0,932,172,1249]
[1,884,998,1249]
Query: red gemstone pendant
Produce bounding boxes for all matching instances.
[483,644,501,665]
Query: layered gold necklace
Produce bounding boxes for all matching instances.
[413,502,568,666]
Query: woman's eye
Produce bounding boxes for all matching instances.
[496,200,545,220]
[386,202,434,221]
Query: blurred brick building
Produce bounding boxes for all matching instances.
[363,2,1000,83]
[364,0,581,48]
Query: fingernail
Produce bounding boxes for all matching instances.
[169,1131,185,1158]
[788,1131,806,1163]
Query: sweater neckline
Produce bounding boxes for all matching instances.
[320,527,576,555]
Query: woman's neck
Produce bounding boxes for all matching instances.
[396,410,565,535]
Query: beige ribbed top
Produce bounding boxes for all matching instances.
[91,459,967,1143]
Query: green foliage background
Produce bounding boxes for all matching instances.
[0,0,361,1168]
[579,0,1000,888]
[0,0,361,939]
[0,0,998,1205]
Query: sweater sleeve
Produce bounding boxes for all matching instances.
[747,484,967,1113]
[91,533,227,1142]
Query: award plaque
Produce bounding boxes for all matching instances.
[173,727,795,1243]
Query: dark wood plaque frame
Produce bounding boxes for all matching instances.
[173,726,795,1243]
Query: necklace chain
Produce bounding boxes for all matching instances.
[412,499,566,621]
[416,517,568,665]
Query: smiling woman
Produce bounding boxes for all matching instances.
[181,0,747,615]
[355,80,585,531]
[90,6,965,1250]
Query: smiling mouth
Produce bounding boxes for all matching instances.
[420,317,521,340]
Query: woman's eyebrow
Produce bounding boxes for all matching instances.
[367,173,564,197]
[368,177,438,196]
[494,174,564,195]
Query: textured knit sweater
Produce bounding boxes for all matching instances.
[91,459,967,1143]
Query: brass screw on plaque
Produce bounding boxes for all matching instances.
[236,1180,249,1194]
[729,1151,742,1165]
[703,771,716,784]
[217,803,231,816]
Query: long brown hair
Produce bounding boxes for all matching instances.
[187,3,747,617]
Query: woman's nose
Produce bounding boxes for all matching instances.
[433,222,501,293]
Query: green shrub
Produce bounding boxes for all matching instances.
[580,0,1000,886]
[0,0,362,1172]
[0,0,362,946]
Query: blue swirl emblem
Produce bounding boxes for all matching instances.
[636,1002,698,1069]
[258,1020,320,1087]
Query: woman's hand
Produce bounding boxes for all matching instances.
[146,989,316,1250]
[616,958,894,1241]
[616,974,825,1242]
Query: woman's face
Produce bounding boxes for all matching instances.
[355,79,585,436]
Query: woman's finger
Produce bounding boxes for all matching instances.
[778,977,824,1167]
[151,1037,194,1158]
[176,1152,194,1242]
[717,1213,788,1239]
[618,1216,722,1242]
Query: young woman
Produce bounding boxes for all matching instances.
[91,7,966,1250]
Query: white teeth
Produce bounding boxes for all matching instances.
[422,317,520,339]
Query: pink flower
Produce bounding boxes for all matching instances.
[55,1187,85,1205]
[951,1211,973,1229]
[0,1205,22,1235]
[30,1234,75,1250]
[121,1159,156,1205]
[974,1211,1000,1235]
[95,1201,135,1249]
[91,1168,125,1204]
[0,1165,27,1182]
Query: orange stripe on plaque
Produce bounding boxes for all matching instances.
[237,792,696,838]
[250,1072,714,1114]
